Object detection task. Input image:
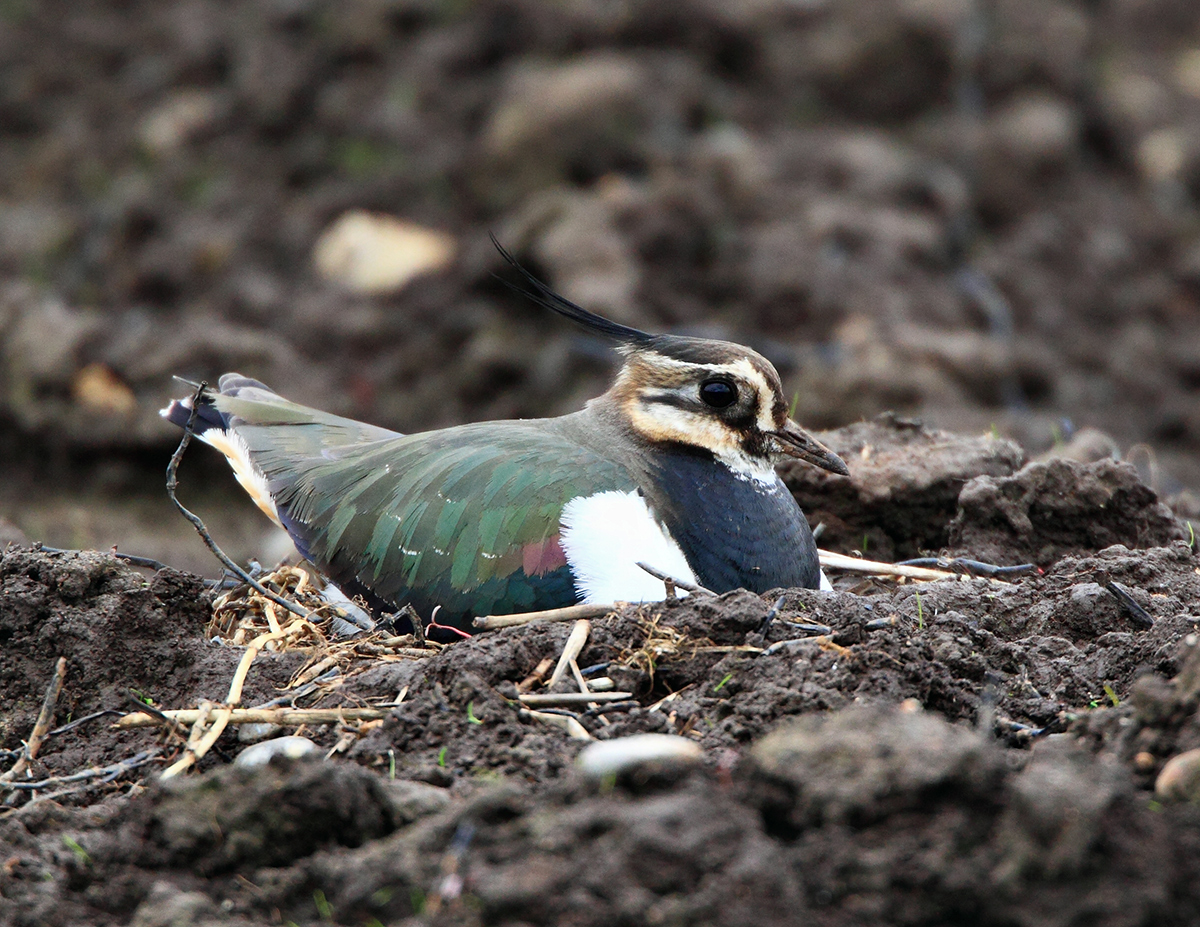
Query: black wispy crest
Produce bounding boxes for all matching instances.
[490,234,654,347]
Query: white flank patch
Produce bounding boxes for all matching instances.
[559,490,697,604]
[199,429,284,529]
[819,569,833,592]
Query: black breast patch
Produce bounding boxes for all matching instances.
[646,446,821,593]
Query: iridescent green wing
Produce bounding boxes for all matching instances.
[232,415,636,625]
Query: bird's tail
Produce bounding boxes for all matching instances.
[160,374,405,530]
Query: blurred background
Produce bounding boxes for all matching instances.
[1,0,1199,571]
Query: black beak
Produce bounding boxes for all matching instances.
[773,420,849,476]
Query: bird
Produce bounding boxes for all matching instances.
[161,245,849,633]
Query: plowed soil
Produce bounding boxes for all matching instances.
[3,420,1200,926]
[4,1,1200,925]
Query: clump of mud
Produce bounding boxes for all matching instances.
[2,421,1198,926]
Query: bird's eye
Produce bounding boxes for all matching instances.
[700,379,737,408]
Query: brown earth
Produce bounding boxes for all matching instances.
[3,1,1200,925]
[2,0,1200,571]
[2,421,1200,926]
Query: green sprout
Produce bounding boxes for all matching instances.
[915,592,924,630]
[713,672,734,693]
[61,836,90,866]
[467,702,483,725]
[1103,685,1120,707]
[438,746,448,767]
[313,889,333,922]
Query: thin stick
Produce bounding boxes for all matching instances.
[473,602,620,630]
[1,657,67,784]
[517,656,555,693]
[115,706,389,729]
[547,619,590,689]
[395,604,426,646]
[46,709,123,738]
[2,750,161,792]
[160,628,286,778]
[569,659,590,695]
[518,691,633,707]
[635,562,715,596]
[166,383,315,622]
[373,640,444,658]
[818,549,1011,584]
[521,709,592,741]
[761,637,831,657]
[292,655,338,688]
[124,690,189,741]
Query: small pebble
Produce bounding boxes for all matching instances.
[234,736,317,769]
[1154,748,1200,801]
[237,722,283,743]
[577,733,701,779]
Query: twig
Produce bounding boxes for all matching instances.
[166,382,316,623]
[775,621,833,636]
[897,557,1035,578]
[46,709,122,738]
[519,709,592,741]
[518,691,633,707]
[517,656,555,693]
[756,594,787,637]
[160,628,285,778]
[818,549,1012,584]
[761,637,832,657]
[584,700,640,716]
[635,562,715,596]
[473,602,621,630]
[124,691,189,740]
[647,689,687,713]
[115,706,388,729]
[35,546,174,573]
[252,669,340,709]
[371,645,444,659]
[569,660,591,695]
[111,551,174,571]
[396,604,425,646]
[1,657,67,783]
[1102,579,1155,629]
[292,655,338,688]
[2,750,160,791]
[548,619,590,689]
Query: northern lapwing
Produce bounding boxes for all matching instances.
[162,246,849,631]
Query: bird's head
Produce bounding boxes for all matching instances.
[495,239,849,482]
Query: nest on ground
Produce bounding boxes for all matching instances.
[615,611,719,684]
[209,564,445,687]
